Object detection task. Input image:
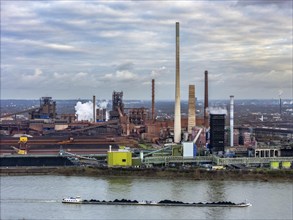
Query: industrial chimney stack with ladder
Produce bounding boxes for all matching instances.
[174,22,181,143]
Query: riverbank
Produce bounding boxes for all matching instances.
[1,166,293,181]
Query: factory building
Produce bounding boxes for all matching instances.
[109,91,124,120]
[209,113,226,152]
[29,97,56,119]
[96,109,107,122]
[107,147,132,167]
[128,108,148,125]
[60,114,76,123]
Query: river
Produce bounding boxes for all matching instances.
[1,175,292,220]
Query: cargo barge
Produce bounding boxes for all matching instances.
[62,197,251,207]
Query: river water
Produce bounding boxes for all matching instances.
[1,175,292,220]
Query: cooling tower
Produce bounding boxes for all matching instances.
[174,22,181,143]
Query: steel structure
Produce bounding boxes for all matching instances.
[29,97,56,119]
[110,91,124,120]
[128,108,148,125]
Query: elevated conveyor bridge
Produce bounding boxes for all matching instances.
[0,107,40,118]
[143,155,293,167]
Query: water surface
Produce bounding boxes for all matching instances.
[1,175,292,219]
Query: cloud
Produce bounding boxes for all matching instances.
[209,73,225,85]
[102,70,138,81]
[34,68,42,77]
[231,70,292,89]
[236,0,291,7]
[44,43,77,52]
[75,72,88,78]
[116,62,134,71]
[150,66,167,78]
[21,68,43,82]
[1,1,292,99]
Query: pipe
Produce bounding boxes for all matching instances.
[230,95,234,147]
[174,22,181,143]
[193,128,203,144]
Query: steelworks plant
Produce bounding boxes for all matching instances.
[0,22,292,169]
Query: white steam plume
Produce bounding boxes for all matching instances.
[75,100,109,121]
[208,107,227,115]
[98,100,109,121]
[98,100,108,109]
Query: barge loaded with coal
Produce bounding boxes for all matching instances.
[62,196,251,207]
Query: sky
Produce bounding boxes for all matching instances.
[1,0,292,100]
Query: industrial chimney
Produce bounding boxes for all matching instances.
[204,70,209,128]
[188,85,195,133]
[230,95,234,147]
[152,79,155,121]
[279,97,282,116]
[93,95,96,123]
[174,22,181,143]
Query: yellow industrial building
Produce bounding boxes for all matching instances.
[107,151,132,167]
[281,161,291,169]
[270,161,279,169]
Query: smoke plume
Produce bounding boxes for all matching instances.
[208,107,227,115]
[75,100,109,121]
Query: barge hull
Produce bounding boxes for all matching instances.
[63,201,251,207]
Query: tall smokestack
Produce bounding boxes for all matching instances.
[188,85,195,133]
[230,95,234,147]
[93,95,96,123]
[174,22,181,143]
[279,97,282,116]
[194,89,196,127]
[152,79,155,121]
[204,70,209,128]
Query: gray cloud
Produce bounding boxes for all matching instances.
[1,1,292,100]
[115,62,134,71]
[236,0,291,7]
